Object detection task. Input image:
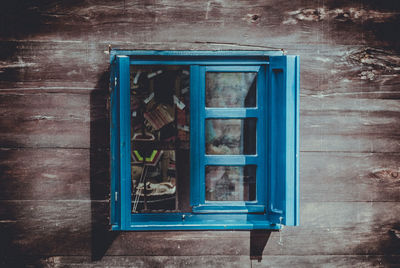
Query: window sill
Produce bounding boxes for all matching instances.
[111,213,280,231]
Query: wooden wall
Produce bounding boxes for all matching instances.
[1,0,399,267]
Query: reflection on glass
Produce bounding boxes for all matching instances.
[206,119,256,155]
[206,72,257,107]
[206,166,256,201]
[130,65,190,213]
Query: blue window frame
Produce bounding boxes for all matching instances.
[110,50,299,230]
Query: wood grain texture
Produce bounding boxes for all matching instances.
[4,255,400,268]
[301,96,400,152]
[1,148,399,202]
[0,0,399,49]
[1,201,399,257]
[0,91,108,148]
[0,148,109,200]
[1,41,399,95]
[0,0,399,266]
[0,91,399,152]
[300,152,400,202]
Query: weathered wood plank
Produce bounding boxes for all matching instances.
[0,201,399,257]
[253,255,400,268]
[1,91,399,152]
[0,92,108,148]
[0,41,109,85]
[3,255,399,268]
[301,96,400,153]
[0,1,398,266]
[1,41,399,98]
[0,148,109,200]
[300,152,400,202]
[1,0,398,49]
[1,149,399,202]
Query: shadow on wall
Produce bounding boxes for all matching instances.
[250,230,272,262]
[0,0,85,39]
[90,70,118,260]
[0,72,117,267]
[0,1,118,261]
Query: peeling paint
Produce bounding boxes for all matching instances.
[43,173,58,179]
[0,220,17,223]
[369,168,400,183]
[315,56,333,63]
[26,115,56,121]
[347,48,400,80]
[282,17,297,25]
[205,1,211,19]
[67,70,79,76]
[360,70,377,81]
[287,8,327,22]
[0,57,37,69]
[285,7,396,24]
[349,48,400,71]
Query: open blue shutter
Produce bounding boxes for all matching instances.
[110,58,119,229]
[268,55,299,226]
[110,55,131,230]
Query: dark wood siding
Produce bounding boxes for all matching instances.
[0,0,399,267]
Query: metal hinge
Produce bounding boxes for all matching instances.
[114,77,118,87]
[115,192,118,202]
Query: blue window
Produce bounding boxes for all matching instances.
[110,50,299,230]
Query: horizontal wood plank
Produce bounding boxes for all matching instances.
[0,201,399,257]
[0,148,109,200]
[1,41,399,97]
[301,96,400,153]
[1,149,399,202]
[3,255,399,268]
[0,0,399,265]
[0,92,108,148]
[300,152,400,202]
[253,255,400,268]
[0,90,399,152]
[0,0,398,50]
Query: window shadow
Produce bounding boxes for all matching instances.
[250,230,273,262]
[90,69,118,261]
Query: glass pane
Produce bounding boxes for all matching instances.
[206,119,256,155]
[206,166,256,201]
[130,65,190,213]
[206,72,257,107]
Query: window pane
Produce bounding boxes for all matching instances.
[206,118,256,155]
[206,166,256,201]
[130,65,190,213]
[206,72,257,107]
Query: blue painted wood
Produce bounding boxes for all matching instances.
[205,108,258,118]
[190,65,201,207]
[204,155,258,165]
[257,64,267,206]
[198,66,207,204]
[117,56,132,229]
[110,50,299,230]
[110,59,119,229]
[267,55,299,226]
[130,59,269,65]
[110,49,284,63]
[295,56,300,226]
[114,213,280,231]
[195,65,268,213]
[205,65,261,72]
